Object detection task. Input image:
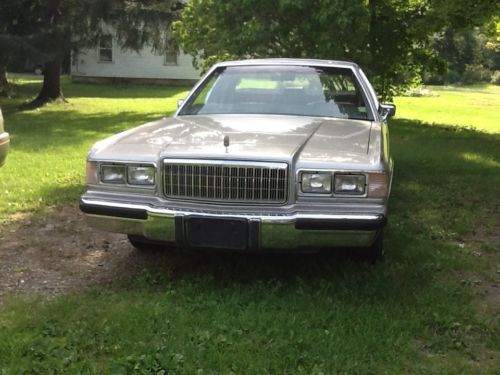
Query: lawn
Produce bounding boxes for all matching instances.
[0,75,190,218]
[0,78,498,372]
[395,84,500,133]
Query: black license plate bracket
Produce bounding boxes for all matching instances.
[185,217,248,250]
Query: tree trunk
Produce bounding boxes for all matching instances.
[0,65,9,97]
[368,0,378,66]
[30,60,66,107]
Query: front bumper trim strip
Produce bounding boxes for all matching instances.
[80,198,384,224]
[79,200,147,220]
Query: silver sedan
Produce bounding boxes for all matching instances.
[80,59,395,260]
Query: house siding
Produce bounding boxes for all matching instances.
[71,42,200,83]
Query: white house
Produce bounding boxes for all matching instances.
[71,34,200,85]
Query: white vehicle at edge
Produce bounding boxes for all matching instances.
[0,108,9,168]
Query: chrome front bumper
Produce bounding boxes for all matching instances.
[80,198,386,251]
[0,132,9,167]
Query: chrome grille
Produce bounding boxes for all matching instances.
[163,160,288,204]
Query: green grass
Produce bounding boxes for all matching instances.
[0,75,190,218]
[0,79,499,372]
[394,84,500,133]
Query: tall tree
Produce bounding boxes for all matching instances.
[0,0,180,107]
[174,0,498,99]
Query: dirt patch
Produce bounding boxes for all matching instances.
[2,205,499,311]
[481,283,500,310]
[0,206,142,301]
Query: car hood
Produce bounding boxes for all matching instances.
[91,114,379,168]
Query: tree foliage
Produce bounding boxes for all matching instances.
[0,0,180,106]
[425,24,499,84]
[174,0,499,99]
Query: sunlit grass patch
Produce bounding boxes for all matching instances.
[394,84,500,133]
[461,152,500,168]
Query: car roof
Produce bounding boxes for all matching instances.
[214,58,360,70]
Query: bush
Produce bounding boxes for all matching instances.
[491,71,500,85]
[462,64,492,84]
[422,69,462,85]
[445,70,462,84]
[422,72,445,85]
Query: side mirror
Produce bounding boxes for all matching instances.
[379,103,396,120]
[177,99,184,109]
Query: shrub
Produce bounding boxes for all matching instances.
[491,71,500,85]
[422,72,445,85]
[445,70,462,84]
[462,64,492,84]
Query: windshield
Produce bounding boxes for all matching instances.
[179,65,374,120]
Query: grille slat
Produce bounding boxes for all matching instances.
[164,160,288,204]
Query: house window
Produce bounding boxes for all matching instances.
[164,47,178,66]
[98,35,113,62]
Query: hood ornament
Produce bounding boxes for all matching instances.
[223,135,230,153]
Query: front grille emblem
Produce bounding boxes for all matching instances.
[223,135,230,153]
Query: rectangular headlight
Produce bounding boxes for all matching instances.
[128,166,155,185]
[301,172,332,193]
[101,165,126,184]
[334,174,366,195]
